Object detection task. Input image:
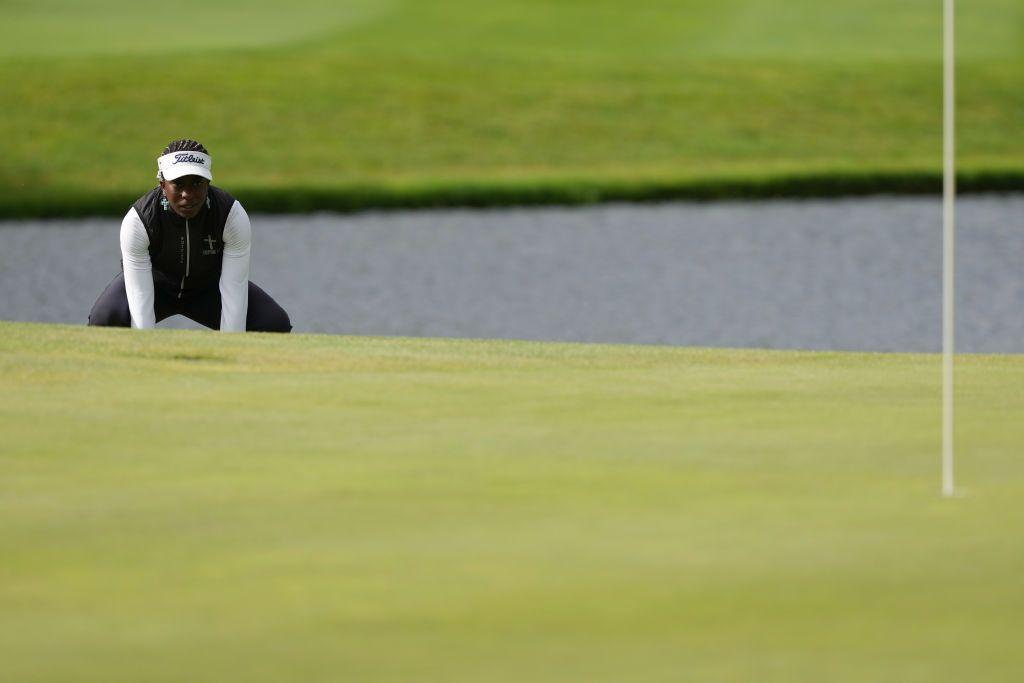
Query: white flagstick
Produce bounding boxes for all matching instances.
[942,0,956,497]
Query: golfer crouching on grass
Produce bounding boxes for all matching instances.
[88,139,291,332]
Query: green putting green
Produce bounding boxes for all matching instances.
[1,0,1021,215]
[2,321,1022,681]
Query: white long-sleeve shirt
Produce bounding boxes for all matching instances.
[120,200,252,331]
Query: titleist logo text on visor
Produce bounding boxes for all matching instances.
[174,153,207,165]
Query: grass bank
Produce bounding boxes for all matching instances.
[1,0,1022,217]
[2,321,1023,681]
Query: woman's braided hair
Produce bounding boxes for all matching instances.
[158,139,210,181]
[163,139,209,155]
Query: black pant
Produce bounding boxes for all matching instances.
[88,272,292,332]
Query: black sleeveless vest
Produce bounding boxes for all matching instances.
[132,186,236,297]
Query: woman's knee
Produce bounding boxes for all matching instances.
[88,301,132,327]
[248,306,292,333]
[245,283,292,333]
[88,277,132,327]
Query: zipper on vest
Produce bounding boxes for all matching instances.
[178,219,191,299]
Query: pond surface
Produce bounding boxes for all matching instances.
[1,196,1022,352]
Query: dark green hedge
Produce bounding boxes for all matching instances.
[3,170,1022,219]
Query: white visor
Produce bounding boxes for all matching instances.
[158,150,213,181]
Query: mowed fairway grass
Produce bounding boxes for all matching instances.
[2,321,1023,681]
[1,0,1022,215]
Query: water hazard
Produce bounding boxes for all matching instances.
[2,196,1022,352]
